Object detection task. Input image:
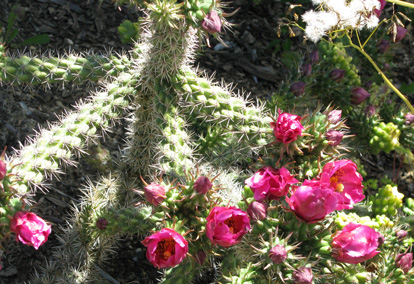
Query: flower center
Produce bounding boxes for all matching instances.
[224,216,242,234]
[155,238,176,261]
[330,170,345,192]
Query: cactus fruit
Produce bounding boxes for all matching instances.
[369,122,401,154]
[371,184,404,217]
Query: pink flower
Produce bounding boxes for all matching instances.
[320,160,365,210]
[10,211,51,250]
[332,223,381,264]
[395,253,413,274]
[201,11,222,34]
[271,111,304,144]
[286,182,338,223]
[206,206,250,247]
[144,183,166,206]
[141,228,188,269]
[245,166,298,202]
[193,176,212,194]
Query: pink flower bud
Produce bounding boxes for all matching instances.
[396,230,408,241]
[391,26,407,43]
[193,176,212,194]
[377,39,390,53]
[405,113,414,125]
[245,167,298,202]
[364,105,376,117]
[269,244,287,264]
[194,250,206,265]
[326,130,343,146]
[10,211,52,250]
[309,50,319,64]
[300,63,312,77]
[395,253,413,274]
[290,81,306,97]
[351,87,371,105]
[327,110,342,124]
[247,201,267,221]
[142,228,188,269]
[144,183,166,206]
[270,111,304,144]
[0,160,6,180]
[201,11,222,34]
[332,223,381,264]
[96,217,108,230]
[293,267,313,284]
[330,68,345,82]
[206,206,250,247]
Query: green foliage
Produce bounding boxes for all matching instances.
[118,20,140,43]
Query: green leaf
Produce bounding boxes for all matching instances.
[280,51,301,69]
[16,34,51,46]
[400,83,414,94]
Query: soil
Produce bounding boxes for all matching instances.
[0,0,413,283]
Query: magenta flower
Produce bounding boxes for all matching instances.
[141,228,188,269]
[144,183,166,206]
[201,11,222,34]
[395,253,413,274]
[206,206,250,247]
[245,166,298,202]
[10,211,51,250]
[286,182,338,223]
[193,176,213,194]
[271,111,304,144]
[332,223,381,264]
[320,160,365,210]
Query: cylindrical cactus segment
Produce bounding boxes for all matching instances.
[369,121,401,154]
[161,259,204,284]
[9,72,137,194]
[371,184,404,216]
[0,53,131,86]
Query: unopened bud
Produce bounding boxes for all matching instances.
[396,253,413,274]
[330,68,345,82]
[396,230,408,241]
[194,176,212,194]
[391,26,407,43]
[404,113,414,125]
[293,267,313,284]
[144,183,166,206]
[269,244,287,264]
[327,110,342,124]
[309,50,319,64]
[96,217,108,230]
[377,39,390,53]
[326,130,343,146]
[194,250,207,265]
[0,160,6,181]
[378,234,385,247]
[247,201,267,221]
[300,63,312,77]
[351,87,371,105]
[201,11,222,34]
[290,81,306,97]
[364,105,376,117]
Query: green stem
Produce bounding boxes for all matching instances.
[386,0,414,9]
[346,34,414,114]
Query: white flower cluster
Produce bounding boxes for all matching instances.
[302,0,382,42]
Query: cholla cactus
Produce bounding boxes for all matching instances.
[1,0,414,283]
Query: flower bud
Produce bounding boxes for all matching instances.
[194,250,206,265]
[326,130,343,146]
[300,63,312,77]
[293,267,313,284]
[144,183,166,206]
[96,217,108,230]
[377,39,390,53]
[309,50,319,64]
[395,253,413,274]
[405,113,414,125]
[194,176,212,194]
[383,63,391,71]
[378,234,385,247]
[391,26,407,43]
[327,110,342,124]
[201,11,222,34]
[247,201,267,221]
[351,87,371,105]
[364,105,376,117]
[269,244,287,264]
[290,81,306,97]
[330,68,345,82]
[0,160,6,181]
[396,230,408,241]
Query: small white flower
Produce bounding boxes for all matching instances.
[302,10,338,42]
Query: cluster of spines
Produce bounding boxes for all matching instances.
[0,52,130,87]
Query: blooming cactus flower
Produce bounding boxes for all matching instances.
[245,166,298,202]
[320,160,365,210]
[271,111,304,144]
[141,228,188,269]
[193,176,212,194]
[395,253,413,274]
[331,223,381,264]
[286,182,338,223]
[293,267,313,284]
[201,11,222,34]
[10,211,51,250]
[144,183,166,206]
[206,206,250,247]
